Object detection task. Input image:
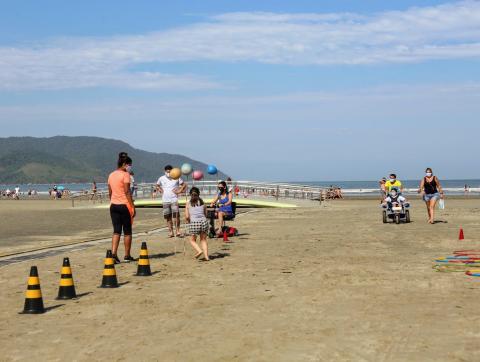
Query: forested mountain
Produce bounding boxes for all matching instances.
[0,136,225,183]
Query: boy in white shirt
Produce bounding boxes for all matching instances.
[156,165,187,237]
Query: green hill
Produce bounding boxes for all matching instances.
[0,136,227,184]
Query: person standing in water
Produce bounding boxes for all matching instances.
[185,187,210,261]
[418,167,444,224]
[108,152,136,263]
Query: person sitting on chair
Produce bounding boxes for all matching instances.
[382,187,408,211]
[210,181,233,237]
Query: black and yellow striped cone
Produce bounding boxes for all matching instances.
[136,242,152,276]
[57,257,77,299]
[100,250,119,288]
[23,266,45,314]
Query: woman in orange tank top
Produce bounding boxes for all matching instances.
[108,152,136,263]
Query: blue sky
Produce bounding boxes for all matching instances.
[0,0,479,181]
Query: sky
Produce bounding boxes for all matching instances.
[0,0,479,181]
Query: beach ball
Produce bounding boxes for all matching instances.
[181,163,193,176]
[192,170,204,181]
[169,167,182,180]
[207,164,218,175]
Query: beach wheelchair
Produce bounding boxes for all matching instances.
[207,201,237,238]
[381,189,411,224]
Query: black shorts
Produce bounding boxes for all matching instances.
[110,204,132,236]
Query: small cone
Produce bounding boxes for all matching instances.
[22,266,45,314]
[100,250,119,288]
[223,230,230,242]
[459,228,465,241]
[57,257,77,299]
[136,242,152,276]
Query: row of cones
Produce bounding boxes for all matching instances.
[22,241,152,314]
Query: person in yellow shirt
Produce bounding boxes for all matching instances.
[384,173,404,193]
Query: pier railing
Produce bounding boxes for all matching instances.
[70,180,326,207]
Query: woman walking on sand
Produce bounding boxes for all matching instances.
[418,167,444,224]
[108,152,136,263]
[185,187,209,261]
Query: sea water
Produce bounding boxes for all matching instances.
[1,179,479,196]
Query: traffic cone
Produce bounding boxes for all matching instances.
[22,266,45,314]
[57,257,77,299]
[223,230,230,242]
[136,242,152,276]
[100,250,119,288]
[459,228,465,241]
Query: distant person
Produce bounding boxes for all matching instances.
[384,174,403,193]
[108,152,136,263]
[91,181,97,200]
[14,186,20,200]
[334,187,343,199]
[210,181,233,237]
[185,187,209,261]
[379,177,387,202]
[129,171,136,198]
[418,167,444,224]
[465,184,469,197]
[156,165,187,238]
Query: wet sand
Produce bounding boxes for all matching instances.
[1,198,480,361]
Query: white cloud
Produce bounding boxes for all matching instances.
[1,82,479,123]
[0,1,480,90]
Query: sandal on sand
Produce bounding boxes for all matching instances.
[194,252,203,259]
[168,233,174,238]
[199,258,210,262]
[176,233,184,238]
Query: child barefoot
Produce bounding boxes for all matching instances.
[185,187,210,261]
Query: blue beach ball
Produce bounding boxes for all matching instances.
[207,165,218,175]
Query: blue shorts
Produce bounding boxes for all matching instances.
[423,193,440,202]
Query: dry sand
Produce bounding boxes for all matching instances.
[0,200,163,256]
[1,198,480,361]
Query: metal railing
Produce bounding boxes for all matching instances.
[70,180,327,207]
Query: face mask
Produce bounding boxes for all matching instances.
[126,165,132,173]
[390,178,396,183]
[391,192,397,197]
[218,187,225,192]
[165,172,170,177]
[426,172,432,177]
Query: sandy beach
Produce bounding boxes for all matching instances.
[1,197,480,361]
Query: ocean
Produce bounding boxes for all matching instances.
[294,179,480,195]
[1,179,479,196]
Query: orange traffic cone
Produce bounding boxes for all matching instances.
[100,250,119,288]
[57,257,77,299]
[136,242,152,276]
[22,266,45,314]
[459,228,465,241]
